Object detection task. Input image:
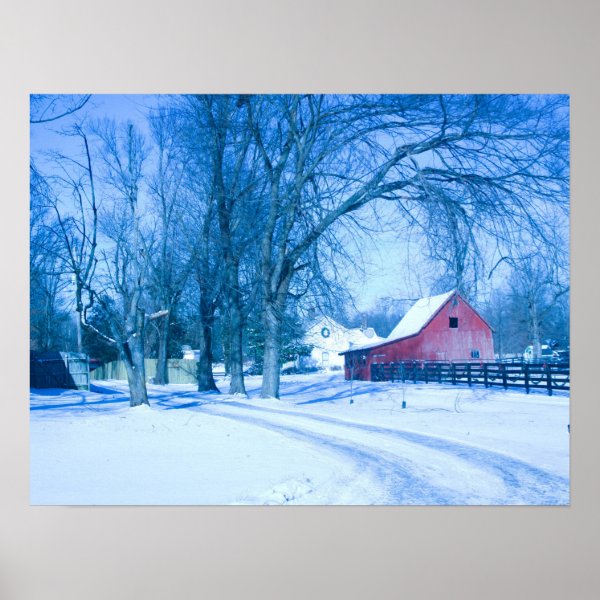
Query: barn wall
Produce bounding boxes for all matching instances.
[343,296,494,380]
[406,296,494,361]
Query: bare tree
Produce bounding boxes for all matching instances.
[30,94,97,352]
[30,163,73,351]
[43,127,100,354]
[182,174,223,392]
[91,120,161,406]
[192,230,222,391]
[46,121,166,406]
[181,95,262,395]
[506,255,568,359]
[146,110,194,384]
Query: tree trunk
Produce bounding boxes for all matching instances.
[208,107,247,396]
[76,310,82,353]
[227,287,246,395]
[214,188,246,395]
[260,259,293,399]
[222,318,231,376]
[120,335,149,407]
[261,301,283,399]
[154,312,170,385]
[217,266,246,395]
[115,306,150,407]
[197,316,219,392]
[43,292,52,351]
[530,298,542,360]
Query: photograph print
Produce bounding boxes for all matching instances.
[29,94,570,505]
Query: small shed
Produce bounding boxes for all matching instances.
[341,290,494,381]
[30,351,90,390]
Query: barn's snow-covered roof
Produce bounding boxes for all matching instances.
[386,290,455,342]
[340,290,456,353]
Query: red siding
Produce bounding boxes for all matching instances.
[344,294,494,380]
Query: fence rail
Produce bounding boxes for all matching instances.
[91,359,199,384]
[370,361,570,396]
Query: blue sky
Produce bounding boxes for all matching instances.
[31,94,154,161]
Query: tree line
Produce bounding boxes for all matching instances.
[30,94,569,406]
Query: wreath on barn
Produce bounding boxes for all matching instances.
[321,326,331,338]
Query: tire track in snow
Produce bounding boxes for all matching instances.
[211,402,569,505]
[198,404,465,505]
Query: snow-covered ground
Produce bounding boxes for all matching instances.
[30,373,569,505]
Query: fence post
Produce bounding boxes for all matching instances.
[401,362,405,383]
[524,363,530,394]
[546,363,553,396]
[467,363,472,387]
[483,363,488,388]
[413,362,417,384]
[425,362,429,384]
[502,364,507,390]
[438,364,442,384]
[451,363,456,386]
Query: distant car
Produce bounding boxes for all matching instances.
[523,344,559,362]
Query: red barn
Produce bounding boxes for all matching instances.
[341,290,494,381]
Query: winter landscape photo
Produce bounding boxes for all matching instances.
[29,94,570,505]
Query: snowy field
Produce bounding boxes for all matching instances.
[30,373,570,505]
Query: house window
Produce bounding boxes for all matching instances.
[322,352,329,366]
[471,349,480,359]
[449,317,459,328]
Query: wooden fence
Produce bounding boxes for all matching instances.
[30,352,90,390]
[91,359,199,384]
[369,361,570,396]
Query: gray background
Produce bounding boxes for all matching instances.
[1,0,598,598]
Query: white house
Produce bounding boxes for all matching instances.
[301,316,384,370]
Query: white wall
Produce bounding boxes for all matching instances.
[302,317,383,370]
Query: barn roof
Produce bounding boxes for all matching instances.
[339,290,457,354]
[386,290,456,342]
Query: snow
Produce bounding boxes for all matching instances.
[30,373,569,505]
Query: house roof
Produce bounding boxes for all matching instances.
[339,290,457,354]
[304,316,385,350]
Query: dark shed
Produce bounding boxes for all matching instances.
[30,351,90,390]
